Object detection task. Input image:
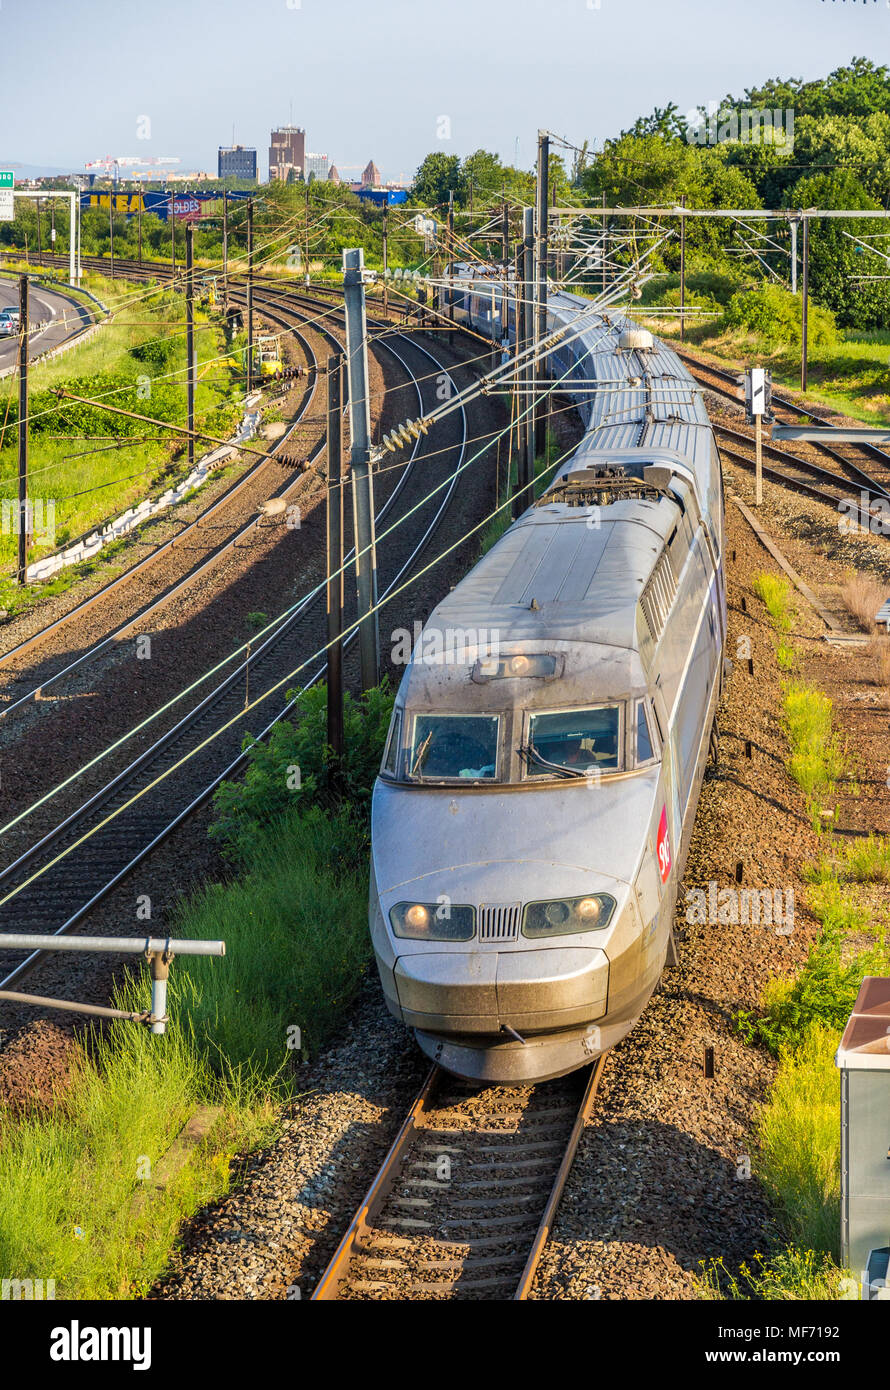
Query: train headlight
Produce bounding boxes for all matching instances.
[390,902,476,941]
[522,894,616,939]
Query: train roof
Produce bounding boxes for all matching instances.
[547,293,717,506]
[395,284,719,710]
[429,490,677,652]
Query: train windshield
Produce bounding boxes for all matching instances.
[408,714,500,781]
[525,706,621,776]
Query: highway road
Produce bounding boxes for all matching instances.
[0,277,93,375]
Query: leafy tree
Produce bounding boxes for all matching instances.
[411,152,462,208]
[737,57,890,122]
[789,169,890,328]
[581,135,762,262]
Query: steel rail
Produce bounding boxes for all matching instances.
[713,423,890,509]
[311,1066,442,1300]
[514,1052,609,1300]
[718,442,856,510]
[312,1054,609,1302]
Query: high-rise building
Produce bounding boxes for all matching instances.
[269,125,305,182]
[218,145,257,181]
[304,152,329,181]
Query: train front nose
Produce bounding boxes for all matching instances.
[369,857,628,1042]
[392,941,609,1035]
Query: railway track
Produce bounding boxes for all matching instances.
[312,1055,608,1301]
[0,268,422,714]
[0,284,478,994]
[0,288,324,690]
[677,345,890,495]
[713,421,890,513]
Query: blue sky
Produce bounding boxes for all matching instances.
[2,0,888,179]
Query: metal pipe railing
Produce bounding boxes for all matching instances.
[0,935,225,1034]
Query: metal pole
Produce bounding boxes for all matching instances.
[305,181,310,286]
[601,191,607,299]
[171,199,175,287]
[535,132,549,455]
[502,198,510,347]
[801,215,809,393]
[109,194,115,279]
[326,354,344,768]
[69,193,76,285]
[790,216,798,295]
[246,198,254,396]
[36,197,42,264]
[755,412,763,507]
[679,193,686,343]
[222,193,228,304]
[519,206,536,512]
[342,247,379,691]
[17,273,28,584]
[138,195,143,265]
[382,202,389,319]
[447,190,455,341]
[185,222,195,469]
[512,243,524,514]
[76,193,81,284]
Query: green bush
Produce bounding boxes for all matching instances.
[210,682,393,862]
[755,1025,843,1259]
[736,924,886,1054]
[723,284,838,350]
[697,1248,846,1301]
[783,681,846,807]
[0,1001,270,1299]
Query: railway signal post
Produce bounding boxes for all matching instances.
[326,353,345,770]
[343,247,380,691]
[17,273,28,584]
[744,366,772,506]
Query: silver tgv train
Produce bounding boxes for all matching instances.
[367,280,726,1084]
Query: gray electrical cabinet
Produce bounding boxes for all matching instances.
[837,977,890,1299]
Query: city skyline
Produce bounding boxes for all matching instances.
[1,0,887,183]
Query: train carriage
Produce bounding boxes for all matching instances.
[368,283,726,1083]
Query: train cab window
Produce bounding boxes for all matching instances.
[523,706,621,777]
[635,700,658,766]
[408,714,500,781]
[382,711,402,777]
